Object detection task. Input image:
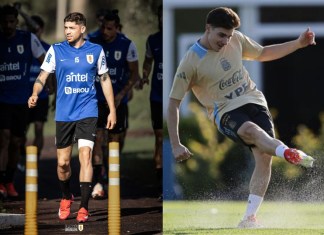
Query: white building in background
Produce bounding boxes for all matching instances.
[163,0,324,117]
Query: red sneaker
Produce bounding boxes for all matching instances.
[284,148,314,168]
[284,148,303,165]
[76,207,89,223]
[58,194,74,220]
[5,182,18,197]
[0,184,7,198]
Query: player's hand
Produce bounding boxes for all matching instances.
[28,95,38,108]
[141,77,149,87]
[298,27,316,47]
[106,113,117,130]
[172,144,193,163]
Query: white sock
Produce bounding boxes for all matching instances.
[243,194,263,220]
[275,145,288,158]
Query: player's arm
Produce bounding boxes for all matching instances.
[167,98,193,162]
[28,70,50,108]
[257,27,316,62]
[99,72,116,130]
[141,39,154,88]
[14,2,40,32]
[142,55,153,87]
[115,60,139,107]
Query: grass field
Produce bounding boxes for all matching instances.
[163,200,324,234]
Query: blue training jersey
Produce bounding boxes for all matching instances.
[90,33,138,103]
[146,31,162,103]
[41,40,108,122]
[29,40,50,100]
[0,30,45,104]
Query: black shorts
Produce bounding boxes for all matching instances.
[28,98,49,123]
[150,101,162,130]
[97,102,127,134]
[218,103,275,147]
[0,102,29,137]
[56,117,97,149]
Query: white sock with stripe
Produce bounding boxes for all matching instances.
[243,194,263,220]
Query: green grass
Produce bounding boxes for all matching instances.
[163,201,324,234]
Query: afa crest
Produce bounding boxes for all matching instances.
[86,54,94,64]
[17,45,24,54]
[114,51,122,60]
[220,58,231,71]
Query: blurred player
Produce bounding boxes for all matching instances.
[139,5,163,201]
[167,7,315,228]
[28,12,116,222]
[0,4,46,198]
[87,8,110,39]
[89,10,139,199]
[26,15,53,160]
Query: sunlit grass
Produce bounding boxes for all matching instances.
[163,200,324,234]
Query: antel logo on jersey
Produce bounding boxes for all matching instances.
[0,62,20,71]
[66,73,88,82]
[65,87,90,95]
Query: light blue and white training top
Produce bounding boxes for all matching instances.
[41,40,108,122]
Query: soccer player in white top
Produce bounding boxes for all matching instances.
[167,7,315,228]
[28,12,116,223]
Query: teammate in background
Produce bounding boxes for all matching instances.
[0,4,46,198]
[167,7,315,228]
[28,12,116,222]
[18,15,54,167]
[87,8,110,39]
[139,5,163,201]
[89,10,139,199]
[27,15,53,160]
[87,9,124,39]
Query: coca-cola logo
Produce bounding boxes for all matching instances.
[219,70,243,90]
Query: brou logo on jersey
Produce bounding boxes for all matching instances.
[65,86,89,94]
[114,51,121,60]
[17,45,24,54]
[86,54,94,64]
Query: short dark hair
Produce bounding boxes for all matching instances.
[31,15,45,29]
[0,4,18,19]
[206,7,240,29]
[95,9,110,18]
[64,12,86,26]
[103,10,120,27]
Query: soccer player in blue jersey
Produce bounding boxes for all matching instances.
[26,15,53,160]
[28,12,116,223]
[0,4,46,198]
[140,5,163,201]
[167,7,315,228]
[89,10,139,199]
[18,15,54,169]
